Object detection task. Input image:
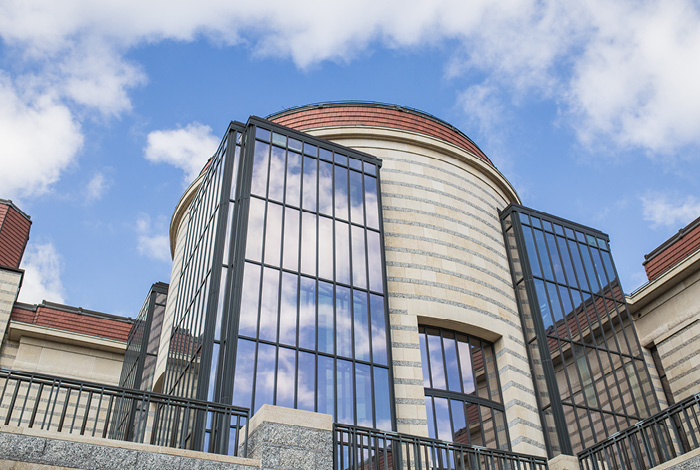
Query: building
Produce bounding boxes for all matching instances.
[0,103,698,470]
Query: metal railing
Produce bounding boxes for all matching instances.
[335,424,549,470]
[0,368,249,456]
[578,392,700,470]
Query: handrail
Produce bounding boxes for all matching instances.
[0,368,249,456]
[335,423,548,470]
[578,392,700,470]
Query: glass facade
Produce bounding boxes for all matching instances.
[158,117,393,453]
[419,327,509,450]
[119,282,168,391]
[500,204,659,456]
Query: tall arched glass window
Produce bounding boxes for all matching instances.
[419,326,509,450]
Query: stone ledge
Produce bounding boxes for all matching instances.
[0,424,260,470]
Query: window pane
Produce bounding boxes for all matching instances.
[278,272,298,347]
[353,291,370,361]
[350,170,364,224]
[254,343,276,413]
[334,165,348,220]
[367,230,383,293]
[302,156,317,211]
[457,338,475,394]
[534,228,554,281]
[288,137,302,152]
[285,151,302,207]
[268,145,285,202]
[522,225,541,278]
[282,207,300,271]
[434,397,452,441]
[337,359,354,424]
[318,216,333,280]
[318,355,335,416]
[238,263,260,338]
[276,347,296,408]
[264,202,283,267]
[232,339,256,408]
[256,127,270,142]
[335,221,351,285]
[427,330,446,389]
[443,333,461,393]
[351,226,367,288]
[251,142,269,197]
[258,268,279,342]
[318,161,333,216]
[370,294,387,365]
[451,400,467,444]
[301,212,316,276]
[373,368,392,430]
[298,276,316,350]
[317,281,334,354]
[355,363,372,427]
[245,197,265,261]
[297,351,315,411]
[364,175,379,229]
[336,286,352,358]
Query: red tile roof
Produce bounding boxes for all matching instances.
[0,199,32,269]
[10,301,133,342]
[267,102,494,167]
[643,215,700,281]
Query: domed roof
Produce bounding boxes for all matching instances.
[267,101,493,167]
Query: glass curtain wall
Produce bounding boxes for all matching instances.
[119,282,168,391]
[158,122,244,451]
[220,120,393,442]
[159,117,394,454]
[500,205,658,456]
[419,327,509,450]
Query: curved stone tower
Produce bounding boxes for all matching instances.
[157,102,545,455]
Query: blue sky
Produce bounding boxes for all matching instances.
[1,0,699,318]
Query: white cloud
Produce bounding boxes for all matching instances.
[568,0,700,152]
[1,0,700,181]
[84,171,110,202]
[641,192,700,228]
[18,242,66,304]
[0,75,83,200]
[144,123,220,183]
[135,213,171,262]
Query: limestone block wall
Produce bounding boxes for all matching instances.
[632,253,700,403]
[0,268,21,343]
[7,335,124,385]
[309,127,546,456]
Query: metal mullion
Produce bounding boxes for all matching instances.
[564,337,597,434]
[590,347,620,435]
[452,334,467,396]
[575,241,623,354]
[447,396,456,442]
[586,246,633,359]
[490,347,510,448]
[479,338,498,408]
[421,329,434,390]
[557,235,622,424]
[369,164,395,431]
[507,211,572,456]
[427,395,437,439]
[573,289,629,424]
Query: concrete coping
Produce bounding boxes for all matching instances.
[0,424,261,467]
[246,404,333,436]
[547,454,578,470]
